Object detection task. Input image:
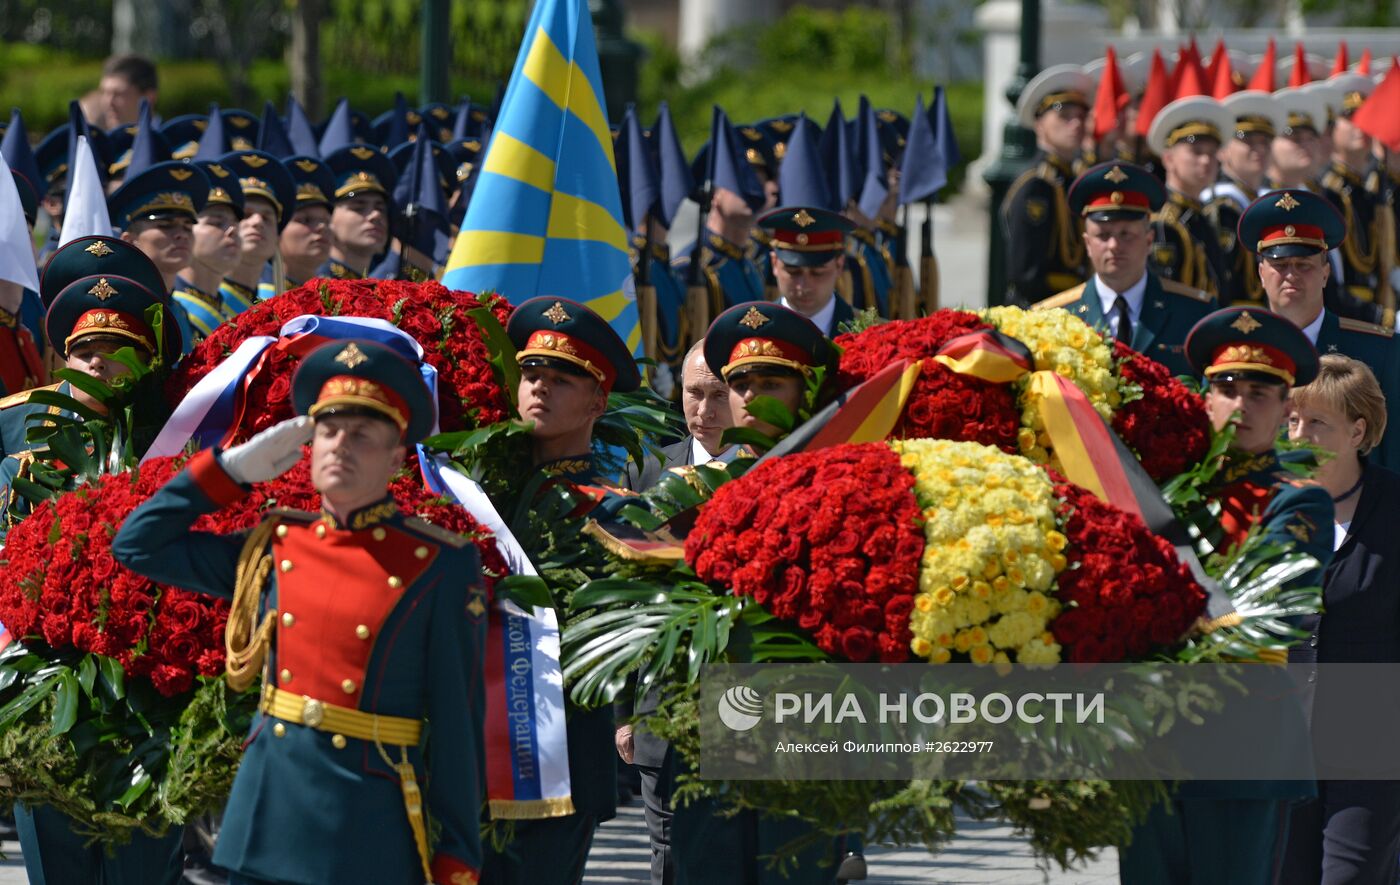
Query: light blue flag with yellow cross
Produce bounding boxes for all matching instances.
[440,0,641,357]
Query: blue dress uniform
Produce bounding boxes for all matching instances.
[845,227,893,316]
[1120,306,1333,885]
[220,150,300,305]
[1038,162,1218,377]
[281,156,339,293]
[672,230,766,316]
[172,160,247,341]
[482,297,643,885]
[112,338,486,885]
[636,236,688,380]
[8,240,186,884]
[106,159,214,352]
[316,146,399,281]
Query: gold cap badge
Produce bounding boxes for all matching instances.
[1231,312,1263,334]
[1275,193,1300,211]
[88,278,117,301]
[335,342,368,369]
[739,306,770,330]
[543,301,572,325]
[84,241,114,258]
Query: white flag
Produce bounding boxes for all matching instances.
[58,135,112,247]
[0,152,39,293]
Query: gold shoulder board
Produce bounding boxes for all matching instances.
[0,383,60,410]
[1158,278,1213,303]
[1034,283,1087,311]
[1337,316,1395,338]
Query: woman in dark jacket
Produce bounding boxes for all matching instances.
[1279,354,1400,884]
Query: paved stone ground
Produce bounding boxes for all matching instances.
[584,802,1119,884]
[0,799,1118,884]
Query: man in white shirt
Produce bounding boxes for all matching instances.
[1037,161,1215,376]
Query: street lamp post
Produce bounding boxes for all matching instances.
[591,0,642,122]
[420,0,451,106]
[981,0,1041,307]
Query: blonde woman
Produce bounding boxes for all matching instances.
[1280,354,1400,884]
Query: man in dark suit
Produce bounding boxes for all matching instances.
[619,338,735,884]
[627,339,736,492]
[1036,161,1216,377]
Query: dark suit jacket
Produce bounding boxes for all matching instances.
[1035,272,1216,378]
[625,437,695,494]
[1292,462,1400,666]
[1290,463,1400,777]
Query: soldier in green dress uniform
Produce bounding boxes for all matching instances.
[1038,161,1216,376]
[113,338,487,885]
[10,237,186,885]
[481,296,642,885]
[319,145,397,280]
[1119,305,1333,885]
[1240,188,1400,469]
[1002,64,1094,306]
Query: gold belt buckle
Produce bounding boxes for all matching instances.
[302,697,325,728]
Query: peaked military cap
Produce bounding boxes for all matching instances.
[388,138,454,191]
[1016,65,1093,127]
[219,108,261,150]
[1273,86,1329,135]
[1185,306,1319,387]
[196,160,245,217]
[107,160,210,230]
[1328,72,1374,116]
[507,296,641,393]
[1068,161,1166,221]
[285,155,336,209]
[104,122,139,175]
[443,137,485,187]
[221,150,297,228]
[325,144,397,202]
[1222,90,1285,139]
[45,272,182,357]
[704,301,829,382]
[1147,96,1233,155]
[756,206,855,267]
[736,124,780,178]
[419,102,456,142]
[292,338,435,443]
[159,114,209,161]
[1238,188,1345,258]
[41,236,168,309]
[35,124,110,195]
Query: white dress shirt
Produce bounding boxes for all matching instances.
[1094,272,1148,341]
[780,295,837,337]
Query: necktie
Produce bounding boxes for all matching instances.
[1112,296,1132,345]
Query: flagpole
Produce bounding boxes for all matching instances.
[1380,146,1397,313]
[637,222,659,384]
[919,197,938,314]
[684,144,715,350]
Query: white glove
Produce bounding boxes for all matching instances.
[219,416,314,484]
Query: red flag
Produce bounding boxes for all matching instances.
[1211,50,1238,99]
[1176,53,1208,99]
[1248,38,1277,92]
[1093,46,1129,140]
[1204,38,1228,91]
[1352,59,1400,152]
[1330,40,1349,77]
[1289,42,1312,87]
[1136,48,1172,137]
[1359,48,1373,75]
